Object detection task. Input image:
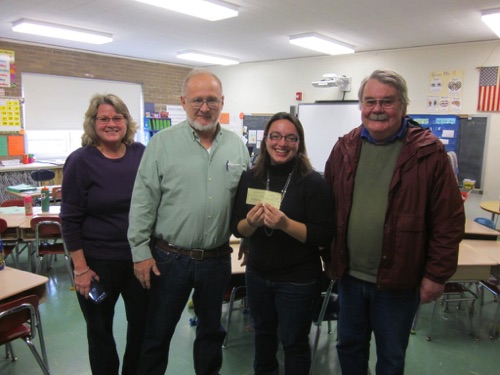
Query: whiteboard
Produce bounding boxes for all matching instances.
[297,102,361,172]
[21,73,143,158]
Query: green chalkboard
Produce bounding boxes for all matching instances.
[457,116,487,189]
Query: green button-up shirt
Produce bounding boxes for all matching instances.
[128,121,250,262]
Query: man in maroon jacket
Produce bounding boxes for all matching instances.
[324,69,465,375]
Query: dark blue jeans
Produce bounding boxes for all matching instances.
[76,259,148,375]
[246,269,317,375]
[336,275,420,375]
[137,245,231,375]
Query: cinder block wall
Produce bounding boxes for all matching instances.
[0,40,191,105]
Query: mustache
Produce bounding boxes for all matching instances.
[368,114,389,121]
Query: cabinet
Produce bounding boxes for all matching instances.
[144,116,171,143]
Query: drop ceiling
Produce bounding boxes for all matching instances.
[0,0,499,66]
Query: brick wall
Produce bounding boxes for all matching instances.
[0,40,191,105]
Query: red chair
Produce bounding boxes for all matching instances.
[0,294,50,374]
[0,199,25,207]
[0,218,20,268]
[30,216,74,289]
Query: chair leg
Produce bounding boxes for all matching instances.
[64,255,75,289]
[309,325,322,375]
[24,338,50,375]
[426,300,439,341]
[490,302,500,339]
[35,310,49,370]
[5,342,17,361]
[427,284,477,341]
[411,305,421,334]
[35,255,45,275]
[222,287,237,349]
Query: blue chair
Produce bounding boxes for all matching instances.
[474,217,496,230]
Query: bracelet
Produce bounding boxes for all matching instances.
[73,266,90,276]
[246,218,257,228]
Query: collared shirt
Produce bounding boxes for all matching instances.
[128,120,250,262]
[361,117,408,144]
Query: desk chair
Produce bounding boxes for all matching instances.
[51,187,62,205]
[30,170,55,207]
[30,217,74,289]
[0,201,32,268]
[30,170,55,187]
[0,218,20,268]
[474,217,496,230]
[310,278,339,375]
[425,282,477,341]
[477,279,500,339]
[222,272,248,348]
[0,294,50,375]
[0,199,25,207]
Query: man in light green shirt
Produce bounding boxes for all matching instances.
[128,69,249,375]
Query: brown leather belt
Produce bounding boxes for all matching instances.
[154,238,232,260]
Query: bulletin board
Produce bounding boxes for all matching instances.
[0,96,24,157]
[243,114,272,158]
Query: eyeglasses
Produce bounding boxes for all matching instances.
[189,98,221,110]
[361,98,399,109]
[96,116,125,124]
[267,133,300,143]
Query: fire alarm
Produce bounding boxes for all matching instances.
[295,92,303,101]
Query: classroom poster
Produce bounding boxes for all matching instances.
[0,49,16,88]
[427,70,463,113]
[0,97,22,131]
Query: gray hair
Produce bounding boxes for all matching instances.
[358,69,410,109]
[181,68,223,96]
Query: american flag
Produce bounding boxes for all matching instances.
[478,66,500,112]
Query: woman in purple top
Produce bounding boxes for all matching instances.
[60,94,147,375]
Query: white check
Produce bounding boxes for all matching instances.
[246,188,281,208]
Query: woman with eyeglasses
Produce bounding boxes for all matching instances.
[230,112,335,375]
[60,93,147,375]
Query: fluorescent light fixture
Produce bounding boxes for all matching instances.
[289,33,354,55]
[177,50,239,65]
[12,18,112,44]
[482,9,500,38]
[134,0,238,21]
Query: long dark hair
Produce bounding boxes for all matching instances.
[253,112,312,181]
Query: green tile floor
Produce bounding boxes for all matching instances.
[1,257,500,375]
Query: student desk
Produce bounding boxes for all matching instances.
[451,241,497,281]
[0,206,61,266]
[479,200,500,222]
[0,206,60,229]
[462,239,500,279]
[5,184,62,199]
[0,162,63,202]
[464,218,500,240]
[0,266,48,303]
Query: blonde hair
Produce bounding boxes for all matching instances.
[81,93,138,146]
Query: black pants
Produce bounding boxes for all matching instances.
[76,259,148,375]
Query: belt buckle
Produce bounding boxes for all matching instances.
[189,248,204,260]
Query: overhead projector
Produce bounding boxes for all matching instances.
[312,74,351,91]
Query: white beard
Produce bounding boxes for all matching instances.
[189,119,217,132]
